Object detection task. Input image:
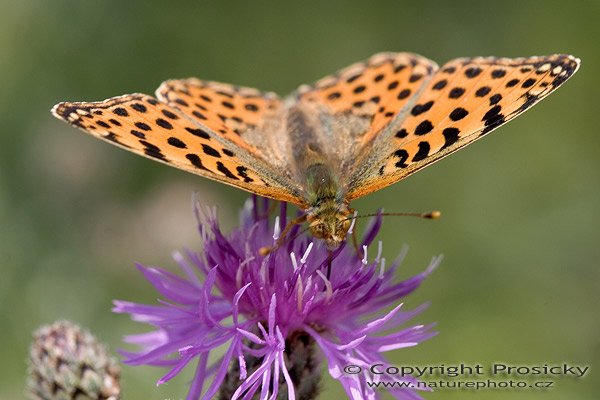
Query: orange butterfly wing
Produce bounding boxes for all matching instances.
[52,93,305,205]
[155,79,288,161]
[345,54,580,199]
[296,52,438,146]
[53,53,580,208]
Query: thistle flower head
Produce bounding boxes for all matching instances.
[26,320,121,400]
[113,197,439,399]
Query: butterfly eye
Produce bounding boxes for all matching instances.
[310,223,326,239]
[339,218,352,235]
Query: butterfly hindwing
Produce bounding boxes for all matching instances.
[296,52,439,146]
[346,54,580,200]
[52,93,304,205]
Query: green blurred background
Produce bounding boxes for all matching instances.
[1,0,598,399]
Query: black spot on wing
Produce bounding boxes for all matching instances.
[397,89,411,99]
[222,100,235,109]
[442,66,456,74]
[216,162,239,180]
[135,122,151,131]
[113,107,128,116]
[475,86,491,97]
[448,87,465,99]
[517,93,539,113]
[465,67,482,78]
[449,107,468,121]
[481,105,505,135]
[409,73,423,83]
[432,79,447,90]
[131,103,147,113]
[414,120,433,135]
[236,166,254,183]
[491,69,506,78]
[441,127,460,149]
[396,129,408,138]
[482,105,502,123]
[346,74,361,83]
[202,144,221,158]
[167,137,186,148]
[411,101,434,116]
[156,118,173,129]
[140,140,166,160]
[161,109,179,119]
[412,141,430,162]
[185,153,210,171]
[185,127,210,139]
[489,94,502,105]
[194,102,208,111]
[394,149,409,168]
[105,132,126,147]
[192,110,208,120]
[216,91,234,99]
[130,129,145,139]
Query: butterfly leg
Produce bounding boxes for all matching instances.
[257,199,279,220]
[351,228,362,260]
[345,207,362,259]
[259,213,308,256]
[326,249,333,280]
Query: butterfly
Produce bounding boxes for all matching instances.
[52,52,580,247]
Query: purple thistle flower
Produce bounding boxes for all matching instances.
[113,196,440,400]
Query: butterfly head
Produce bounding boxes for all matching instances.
[307,202,353,248]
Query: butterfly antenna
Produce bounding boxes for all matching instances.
[344,210,440,260]
[342,210,441,222]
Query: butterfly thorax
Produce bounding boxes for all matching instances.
[286,105,352,247]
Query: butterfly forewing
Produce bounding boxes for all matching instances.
[156,79,289,162]
[346,54,580,200]
[52,93,304,204]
